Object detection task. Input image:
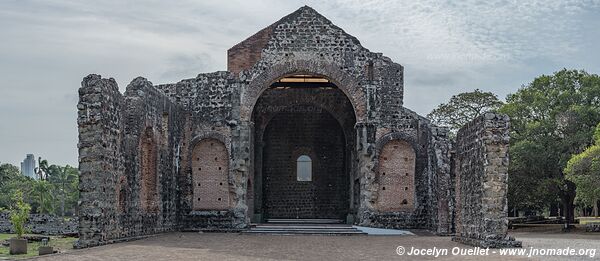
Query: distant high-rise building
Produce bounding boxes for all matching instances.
[20,154,36,179]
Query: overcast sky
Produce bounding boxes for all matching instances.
[1,0,599,167]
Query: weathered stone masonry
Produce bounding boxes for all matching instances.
[0,212,77,236]
[77,75,185,248]
[76,6,515,248]
[453,112,521,248]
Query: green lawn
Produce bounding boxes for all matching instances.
[0,234,76,260]
[579,217,600,225]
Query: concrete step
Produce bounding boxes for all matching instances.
[255,222,349,226]
[245,221,366,235]
[243,230,366,235]
[266,219,344,224]
[252,226,356,230]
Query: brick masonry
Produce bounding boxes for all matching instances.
[191,139,231,211]
[76,6,513,248]
[251,87,356,221]
[139,128,159,213]
[377,140,416,212]
[262,108,347,219]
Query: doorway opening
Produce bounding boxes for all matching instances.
[250,74,357,222]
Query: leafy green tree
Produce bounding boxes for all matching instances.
[0,160,79,216]
[428,89,504,137]
[595,121,600,142]
[565,122,600,216]
[500,69,600,222]
[506,140,556,214]
[10,190,31,238]
[0,163,21,186]
[0,163,33,210]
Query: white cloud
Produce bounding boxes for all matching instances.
[0,0,599,166]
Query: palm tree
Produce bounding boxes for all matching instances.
[31,180,54,214]
[35,158,49,180]
[48,165,78,216]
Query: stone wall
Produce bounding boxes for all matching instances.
[77,75,187,248]
[430,126,453,235]
[452,112,521,248]
[119,77,185,239]
[155,72,246,231]
[232,6,449,232]
[77,74,125,248]
[359,121,442,231]
[236,6,403,123]
[76,6,460,247]
[156,72,237,122]
[0,212,77,236]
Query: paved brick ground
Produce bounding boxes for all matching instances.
[32,231,599,261]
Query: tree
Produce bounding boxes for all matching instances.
[32,159,80,216]
[47,165,78,216]
[506,140,557,215]
[0,163,21,186]
[0,160,79,216]
[30,180,54,214]
[35,158,50,180]
[427,89,504,137]
[65,175,79,216]
[9,190,31,239]
[565,122,600,216]
[0,163,33,210]
[500,69,600,222]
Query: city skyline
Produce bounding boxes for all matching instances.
[20,153,37,179]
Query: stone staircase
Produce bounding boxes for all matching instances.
[244,219,366,235]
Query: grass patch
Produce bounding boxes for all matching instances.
[0,235,12,242]
[579,217,600,225]
[0,234,76,260]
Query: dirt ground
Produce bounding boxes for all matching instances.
[28,227,599,261]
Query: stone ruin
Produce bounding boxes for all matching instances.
[76,6,520,248]
[452,113,521,248]
[0,212,78,236]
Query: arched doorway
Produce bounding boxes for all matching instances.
[251,74,357,222]
[262,107,346,219]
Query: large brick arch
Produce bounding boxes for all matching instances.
[241,60,367,123]
[376,139,416,212]
[191,138,231,210]
[254,103,353,143]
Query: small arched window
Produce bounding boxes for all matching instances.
[296,155,312,181]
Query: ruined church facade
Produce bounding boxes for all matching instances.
[76,6,519,248]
